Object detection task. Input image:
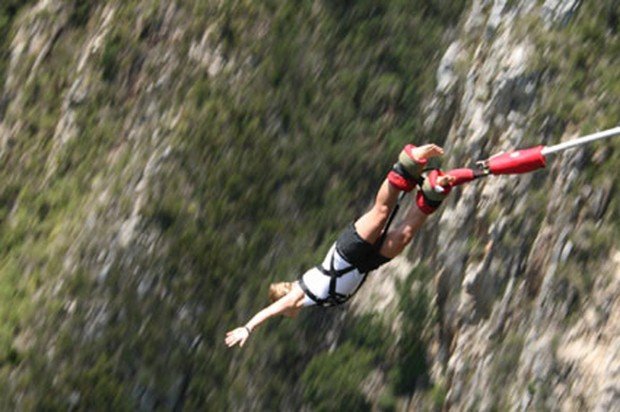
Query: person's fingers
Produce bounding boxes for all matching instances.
[436,175,455,186]
[225,327,250,348]
[227,337,239,347]
[228,328,242,336]
[226,330,240,346]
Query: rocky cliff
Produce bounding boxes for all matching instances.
[357,1,620,410]
[0,0,617,410]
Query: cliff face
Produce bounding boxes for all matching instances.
[432,2,619,410]
[358,1,620,410]
[0,0,618,410]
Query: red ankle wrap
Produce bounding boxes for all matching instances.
[415,170,452,214]
[416,191,439,214]
[387,144,429,192]
[387,170,416,192]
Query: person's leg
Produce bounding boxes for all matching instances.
[377,171,458,258]
[378,203,428,258]
[354,179,401,244]
[354,144,445,244]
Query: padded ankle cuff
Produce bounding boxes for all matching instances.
[388,170,416,192]
[415,170,452,214]
[388,144,428,192]
[416,190,442,214]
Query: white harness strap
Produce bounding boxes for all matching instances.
[299,245,368,307]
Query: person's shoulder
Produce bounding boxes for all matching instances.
[290,282,307,305]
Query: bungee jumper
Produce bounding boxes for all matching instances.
[225,143,456,348]
[225,126,620,349]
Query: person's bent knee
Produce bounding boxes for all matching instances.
[391,224,416,248]
[399,226,415,246]
[380,228,415,258]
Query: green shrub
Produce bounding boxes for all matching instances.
[377,388,397,411]
[69,0,93,27]
[0,0,472,408]
[391,265,433,394]
[490,333,524,406]
[301,343,373,412]
[340,313,390,356]
[0,1,34,86]
[101,34,123,82]
[429,381,448,411]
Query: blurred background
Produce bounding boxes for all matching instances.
[0,0,618,410]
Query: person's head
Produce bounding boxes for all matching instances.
[268,281,293,303]
[268,281,301,318]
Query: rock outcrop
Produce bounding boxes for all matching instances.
[360,0,619,410]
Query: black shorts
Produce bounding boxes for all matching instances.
[335,224,391,273]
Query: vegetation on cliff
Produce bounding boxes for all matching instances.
[0,0,617,410]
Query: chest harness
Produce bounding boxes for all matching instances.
[299,190,408,307]
[299,247,367,307]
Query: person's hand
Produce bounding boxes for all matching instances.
[225,327,250,348]
[436,173,456,188]
[425,169,455,196]
[410,144,444,161]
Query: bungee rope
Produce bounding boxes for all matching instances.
[378,126,620,242]
[446,126,620,186]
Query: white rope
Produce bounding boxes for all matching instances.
[541,126,620,156]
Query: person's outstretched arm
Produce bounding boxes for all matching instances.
[225,283,306,348]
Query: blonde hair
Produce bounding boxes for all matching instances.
[268,281,293,303]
